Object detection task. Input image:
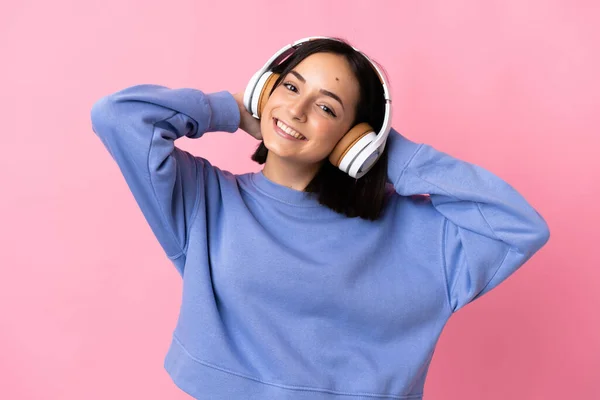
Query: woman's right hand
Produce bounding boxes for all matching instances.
[232,91,262,140]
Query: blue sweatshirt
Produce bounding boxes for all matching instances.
[90,84,550,400]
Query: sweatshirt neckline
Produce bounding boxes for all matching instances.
[250,171,321,207]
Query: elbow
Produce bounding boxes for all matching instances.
[527,213,551,256]
[90,95,117,137]
[535,218,551,251]
[513,211,550,258]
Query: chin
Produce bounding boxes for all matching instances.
[263,138,296,160]
[265,142,327,168]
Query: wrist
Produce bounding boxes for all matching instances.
[205,91,240,133]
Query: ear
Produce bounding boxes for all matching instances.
[258,73,280,118]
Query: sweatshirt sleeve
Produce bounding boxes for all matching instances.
[90,84,240,274]
[385,128,550,312]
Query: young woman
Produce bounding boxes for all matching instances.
[90,37,550,400]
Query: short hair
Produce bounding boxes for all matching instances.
[251,37,390,221]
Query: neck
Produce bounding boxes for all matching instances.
[262,152,322,192]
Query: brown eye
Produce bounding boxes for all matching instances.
[320,105,336,117]
[283,82,298,92]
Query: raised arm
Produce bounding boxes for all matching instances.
[90,84,240,275]
[386,129,550,311]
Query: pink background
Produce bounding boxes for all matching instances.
[1,0,598,399]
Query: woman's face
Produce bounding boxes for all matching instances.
[260,52,360,166]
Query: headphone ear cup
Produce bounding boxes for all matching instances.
[329,122,375,167]
[256,73,280,118]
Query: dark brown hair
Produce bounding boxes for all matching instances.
[251,38,390,220]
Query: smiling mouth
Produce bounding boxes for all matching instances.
[273,118,307,141]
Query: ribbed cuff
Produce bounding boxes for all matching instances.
[385,128,423,186]
[205,91,241,133]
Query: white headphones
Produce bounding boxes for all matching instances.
[243,36,392,179]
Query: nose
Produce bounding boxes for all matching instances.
[288,96,308,122]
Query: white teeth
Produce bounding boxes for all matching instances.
[276,120,305,140]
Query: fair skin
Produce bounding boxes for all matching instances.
[233,52,360,191]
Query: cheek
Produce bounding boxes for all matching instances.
[260,101,276,133]
[313,121,347,146]
[260,116,270,134]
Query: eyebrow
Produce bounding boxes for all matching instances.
[289,70,345,110]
